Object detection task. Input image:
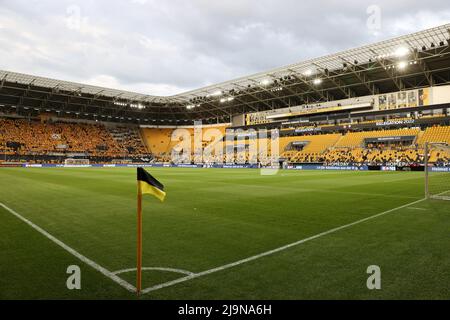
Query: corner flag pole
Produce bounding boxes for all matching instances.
[135,167,166,296]
[136,182,143,295]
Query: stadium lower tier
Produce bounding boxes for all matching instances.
[280,126,450,165]
[0,118,151,161]
[1,117,450,165]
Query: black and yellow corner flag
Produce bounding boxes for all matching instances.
[136,167,166,295]
[137,167,166,202]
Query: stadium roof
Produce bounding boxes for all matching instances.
[1,23,450,124]
[176,23,450,98]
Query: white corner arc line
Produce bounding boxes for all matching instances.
[0,202,136,293]
[141,197,427,295]
[113,267,195,276]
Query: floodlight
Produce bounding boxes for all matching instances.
[397,61,408,70]
[211,90,222,97]
[394,47,410,57]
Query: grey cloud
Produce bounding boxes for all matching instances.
[0,0,449,96]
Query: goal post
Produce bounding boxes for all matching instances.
[425,142,450,200]
[64,158,90,166]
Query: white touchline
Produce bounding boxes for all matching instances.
[0,202,136,293]
[141,197,427,295]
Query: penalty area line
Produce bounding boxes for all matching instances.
[141,197,427,295]
[0,202,136,293]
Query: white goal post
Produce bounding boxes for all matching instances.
[64,158,90,166]
[425,142,450,201]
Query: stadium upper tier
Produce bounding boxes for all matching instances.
[1,24,450,124]
[418,126,450,146]
[335,128,421,148]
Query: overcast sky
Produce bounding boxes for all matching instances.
[0,0,449,96]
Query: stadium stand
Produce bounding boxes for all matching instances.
[2,116,449,166]
[284,133,342,162]
[418,125,450,146]
[0,118,151,163]
[142,125,230,163]
[335,128,421,148]
[107,126,148,156]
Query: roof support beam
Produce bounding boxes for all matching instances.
[378,59,404,91]
[229,95,259,113]
[232,82,273,110]
[195,101,224,119]
[0,74,7,90]
[249,79,290,108]
[288,69,330,102]
[313,63,355,98]
[340,58,378,95]
[367,50,405,91]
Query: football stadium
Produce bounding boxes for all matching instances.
[1,11,450,303]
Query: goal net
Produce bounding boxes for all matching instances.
[425,143,450,200]
[64,158,90,166]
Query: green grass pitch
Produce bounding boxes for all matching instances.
[1,167,450,300]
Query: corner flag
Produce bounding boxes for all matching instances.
[137,167,166,202]
[136,167,166,295]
